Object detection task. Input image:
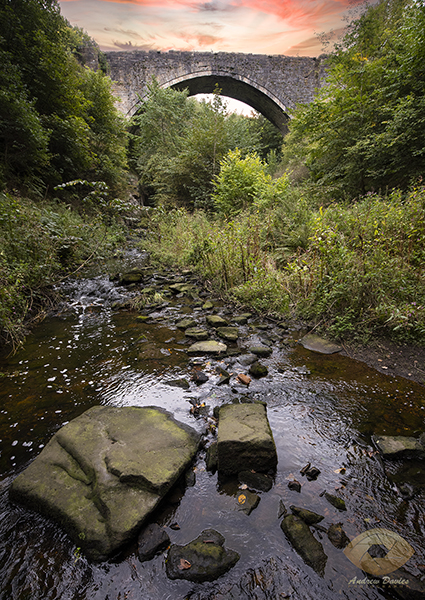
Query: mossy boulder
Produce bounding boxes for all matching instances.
[206,315,228,328]
[166,529,240,582]
[187,340,227,356]
[10,406,200,561]
[217,327,239,342]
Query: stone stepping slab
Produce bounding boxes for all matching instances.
[10,406,200,561]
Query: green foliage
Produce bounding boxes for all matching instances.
[0,0,128,195]
[0,192,125,350]
[283,0,425,198]
[213,149,291,216]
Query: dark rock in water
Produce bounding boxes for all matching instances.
[206,315,228,328]
[238,354,258,366]
[299,334,341,355]
[238,470,273,492]
[236,490,260,515]
[290,506,324,525]
[166,378,190,390]
[138,523,170,562]
[327,523,350,549]
[305,466,321,481]
[166,529,240,582]
[324,492,346,511]
[281,515,327,576]
[249,362,268,378]
[205,442,218,473]
[288,480,302,493]
[9,406,200,561]
[119,271,145,285]
[373,434,425,459]
[187,555,342,600]
[192,371,209,385]
[217,403,277,475]
[385,460,425,497]
[249,345,272,358]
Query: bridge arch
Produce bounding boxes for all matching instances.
[163,71,289,132]
[105,50,326,131]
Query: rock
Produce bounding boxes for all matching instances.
[205,442,218,472]
[166,529,240,582]
[299,334,342,355]
[138,523,170,562]
[202,301,214,310]
[169,283,197,295]
[238,354,258,366]
[327,523,350,549]
[278,499,287,518]
[9,406,200,561]
[217,327,239,342]
[385,460,425,497]
[136,315,150,322]
[206,315,228,328]
[237,373,251,386]
[373,434,425,459]
[249,362,268,378]
[238,470,273,492]
[176,318,197,330]
[232,315,249,325]
[288,480,302,492]
[119,271,144,285]
[185,327,209,341]
[281,514,327,576]
[324,492,346,511]
[305,466,321,481]
[217,403,277,475]
[236,490,260,515]
[290,506,324,525]
[187,341,227,356]
[166,378,190,390]
[192,371,209,385]
[249,345,272,358]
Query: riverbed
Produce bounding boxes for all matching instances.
[1,256,424,600]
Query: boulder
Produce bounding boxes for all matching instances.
[238,470,273,492]
[166,529,240,582]
[187,340,227,356]
[217,403,277,475]
[249,362,268,378]
[249,345,272,358]
[299,334,341,355]
[10,406,200,561]
[281,514,327,576]
[185,327,209,341]
[290,506,324,525]
[236,490,260,515]
[138,523,170,562]
[373,434,425,459]
[176,318,197,330]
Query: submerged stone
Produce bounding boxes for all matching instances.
[138,523,170,562]
[373,434,425,459]
[217,403,277,475]
[166,529,240,582]
[281,514,327,576]
[299,334,342,355]
[290,506,324,525]
[10,406,200,561]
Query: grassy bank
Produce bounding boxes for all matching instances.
[0,192,126,351]
[143,184,425,345]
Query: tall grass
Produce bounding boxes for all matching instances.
[144,184,425,343]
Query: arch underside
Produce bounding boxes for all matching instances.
[166,74,289,133]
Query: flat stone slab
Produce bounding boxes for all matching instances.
[299,334,341,355]
[373,434,425,459]
[10,406,200,561]
[217,403,277,475]
[187,340,227,356]
[185,327,209,341]
[206,315,228,328]
[249,345,272,358]
[217,327,239,342]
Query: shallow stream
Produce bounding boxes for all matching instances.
[0,254,424,600]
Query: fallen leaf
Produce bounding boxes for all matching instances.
[240,484,248,490]
[238,494,247,504]
[178,559,191,570]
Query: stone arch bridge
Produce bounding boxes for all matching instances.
[104,50,327,132]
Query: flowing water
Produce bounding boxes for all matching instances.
[0,254,424,600]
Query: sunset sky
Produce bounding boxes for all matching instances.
[58,0,364,57]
